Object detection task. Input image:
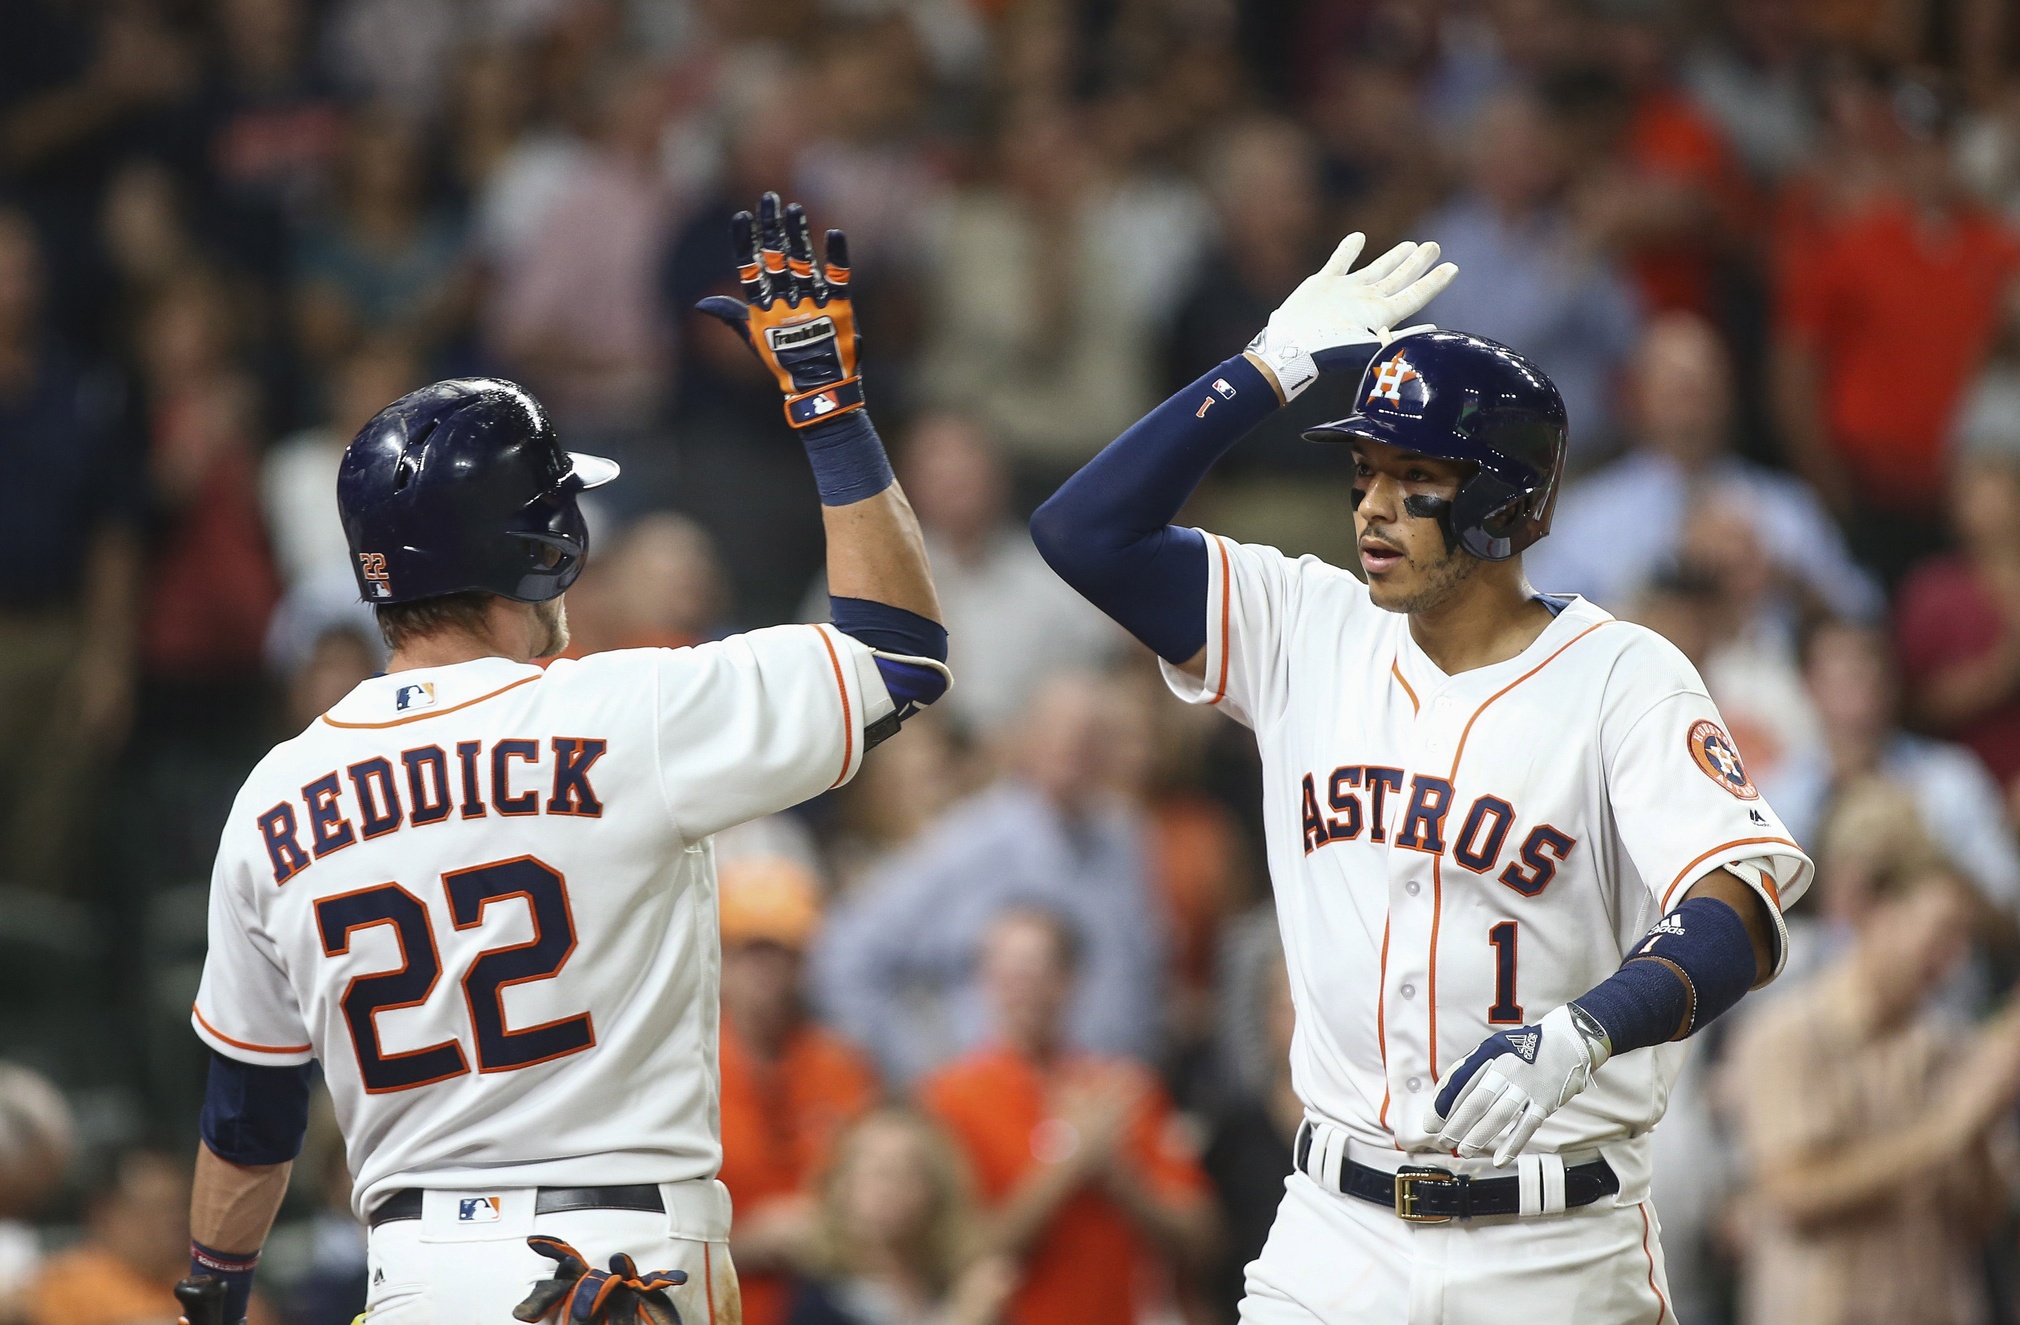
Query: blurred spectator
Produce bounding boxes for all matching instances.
[919,908,1216,1325]
[917,101,1209,473]
[1162,117,1344,474]
[810,414,1120,735]
[789,1109,1014,1325]
[489,60,675,433]
[277,624,381,734]
[815,672,1167,1085]
[1199,942,1295,1322]
[718,857,880,1325]
[0,209,141,891]
[1300,56,1448,262]
[560,510,728,657]
[0,1065,73,1323]
[1561,13,1755,322]
[1724,807,2020,1325]
[203,0,344,284]
[1896,370,2020,804]
[262,337,418,591]
[826,708,968,893]
[1770,620,2020,933]
[28,1149,270,1325]
[291,107,472,377]
[134,273,280,691]
[1417,88,1643,464]
[1529,310,1878,619]
[1681,0,1820,182]
[1771,71,2020,580]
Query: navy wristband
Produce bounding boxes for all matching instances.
[801,409,895,506]
[1573,896,1758,1051]
[191,1240,258,1325]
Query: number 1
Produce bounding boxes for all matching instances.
[1488,921,1523,1024]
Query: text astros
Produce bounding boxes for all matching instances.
[1299,765,1573,896]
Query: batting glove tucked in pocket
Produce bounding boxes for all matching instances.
[1423,1004,1611,1166]
[512,1235,687,1325]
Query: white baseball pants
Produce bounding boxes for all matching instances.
[1239,1169,1676,1325]
[361,1182,740,1325]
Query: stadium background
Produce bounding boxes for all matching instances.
[3,0,2020,1321]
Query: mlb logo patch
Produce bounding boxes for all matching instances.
[395,683,436,712]
[457,1196,502,1224]
[1212,378,1236,400]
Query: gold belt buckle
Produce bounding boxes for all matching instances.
[1394,1166,1457,1223]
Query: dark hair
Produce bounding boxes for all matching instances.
[993,904,1083,974]
[374,590,494,650]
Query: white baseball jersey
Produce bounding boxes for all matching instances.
[193,626,891,1219]
[1163,535,1812,1188]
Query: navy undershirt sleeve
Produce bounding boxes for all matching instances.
[200,1050,313,1167]
[1571,896,1759,1052]
[1030,355,1281,664]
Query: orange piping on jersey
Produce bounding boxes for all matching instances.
[192,1004,312,1056]
[1391,659,1418,714]
[1421,620,1613,1090]
[1210,536,1232,705]
[704,1240,717,1325]
[1446,621,1615,780]
[1376,918,1391,1132]
[1639,1203,1670,1323]
[1659,837,1800,911]
[1428,856,1443,1079]
[320,674,540,729]
[816,627,855,790]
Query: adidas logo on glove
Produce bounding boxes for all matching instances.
[1507,1030,1541,1062]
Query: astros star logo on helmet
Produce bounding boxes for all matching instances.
[1367,350,1420,403]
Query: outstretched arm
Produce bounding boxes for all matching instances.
[1030,235,1456,677]
[698,193,946,736]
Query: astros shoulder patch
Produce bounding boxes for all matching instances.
[1687,719,1758,800]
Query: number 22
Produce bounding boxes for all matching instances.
[315,856,594,1093]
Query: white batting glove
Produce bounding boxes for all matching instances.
[1423,1004,1612,1166]
[1245,234,1458,401]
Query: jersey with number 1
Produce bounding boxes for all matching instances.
[1160,535,1813,1186]
[193,625,891,1219]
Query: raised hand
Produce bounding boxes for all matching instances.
[696,192,864,429]
[1247,233,1458,400]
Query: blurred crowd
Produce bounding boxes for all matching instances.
[3,0,2020,1322]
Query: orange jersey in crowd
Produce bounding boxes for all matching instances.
[717,1019,879,1325]
[1777,194,2020,512]
[28,1245,277,1325]
[920,1046,1209,1325]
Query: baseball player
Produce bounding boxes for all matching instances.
[1031,235,1812,1322]
[178,193,949,1325]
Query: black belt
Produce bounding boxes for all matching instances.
[1296,1121,1619,1222]
[369,1184,666,1228]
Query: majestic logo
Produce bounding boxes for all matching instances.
[457,1196,502,1223]
[1688,719,1758,800]
[358,551,391,600]
[1507,1030,1540,1063]
[394,682,436,712]
[766,317,836,352]
[1367,350,1420,404]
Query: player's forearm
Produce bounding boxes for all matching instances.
[821,472,940,622]
[1571,870,1776,1057]
[1028,355,1279,663]
[191,1143,291,1253]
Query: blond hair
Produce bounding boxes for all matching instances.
[808,1108,984,1296]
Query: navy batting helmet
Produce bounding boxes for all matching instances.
[1305,330,1566,562]
[337,378,619,605]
